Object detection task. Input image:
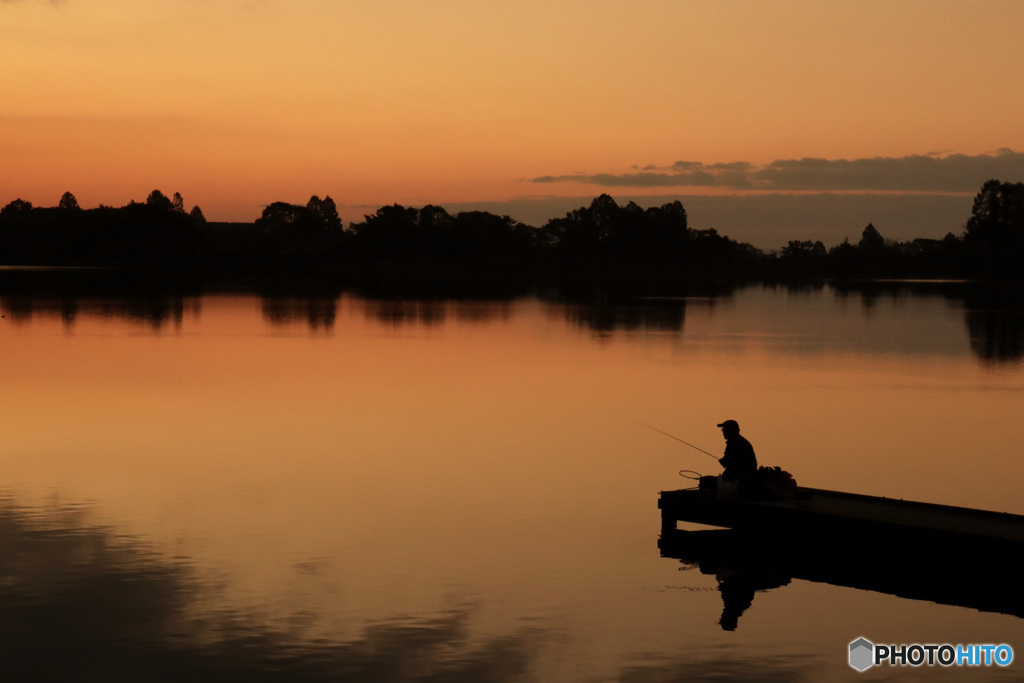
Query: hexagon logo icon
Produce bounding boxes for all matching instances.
[849,637,875,672]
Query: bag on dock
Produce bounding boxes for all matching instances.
[698,468,797,501]
[753,466,798,500]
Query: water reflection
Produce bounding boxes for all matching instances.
[561,296,689,336]
[451,300,513,324]
[0,497,548,681]
[962,286,1024,365]
[540,282,736,337]
[3,271,1023,679]
[0,266,202,330]
[1,294,195,330]
[659,529,1024,631]
[261,297,338,331]
[363,299,449,328]
[833,280,1024,364]
[3,277,1024,363]
[617,655,817,683]
[966,307,1024,363]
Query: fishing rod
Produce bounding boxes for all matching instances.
[636,421,720,461]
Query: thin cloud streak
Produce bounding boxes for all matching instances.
[531,150,1024,193]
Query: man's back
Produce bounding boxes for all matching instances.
[721,433,757,482]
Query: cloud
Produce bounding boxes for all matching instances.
[531,162,755,189]
[530,149,1024,193]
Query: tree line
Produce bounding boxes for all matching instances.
[1,181,1022,279]
[775,179,1023,277]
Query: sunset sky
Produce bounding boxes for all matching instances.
[3,0,1023,246]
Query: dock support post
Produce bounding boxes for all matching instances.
[659,496,678,537]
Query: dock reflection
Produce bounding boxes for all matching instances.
[659,528,1024,630]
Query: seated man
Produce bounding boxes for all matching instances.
[717,420,757,494]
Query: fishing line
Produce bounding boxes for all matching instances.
[635,421,720,461]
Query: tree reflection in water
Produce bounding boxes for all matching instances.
[261,297,338,331]
[0,498,547,682]
[4,272,1024,365]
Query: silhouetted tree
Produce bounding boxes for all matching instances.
[608,200,689,257]
[541,194,690,259]
[858,223,885,252]
[58,191,80,211]
[542,195,613,257]
[642,199,689,254]
[252,200,350,261]
[826,222,899,276]
[350,204,429,257]
[894,233,964,275]
[257,202,320,233]
[0,199,33,216]
[259,202,308,225]
[451,211,536,258]
[146,190,174,213]
[0,200,37,256]
[0,191,209,265]
[781,240,826,263]
[189,205,206,223]
[322,196,342,227]
[307,194,342,230]
[964,179,1024,274]
[172,192,186,213]
[347,204,540,259]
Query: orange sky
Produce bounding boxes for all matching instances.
[2,0,1024,228]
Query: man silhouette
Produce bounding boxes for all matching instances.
[717,420,757,484]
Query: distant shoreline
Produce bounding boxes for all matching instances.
[2,182,1022,284]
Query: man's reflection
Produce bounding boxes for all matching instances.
[715,570,756,631]
[685,535,791,631]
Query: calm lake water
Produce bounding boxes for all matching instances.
[1,279,1022,681]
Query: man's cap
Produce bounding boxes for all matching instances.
[717,420,740,430]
